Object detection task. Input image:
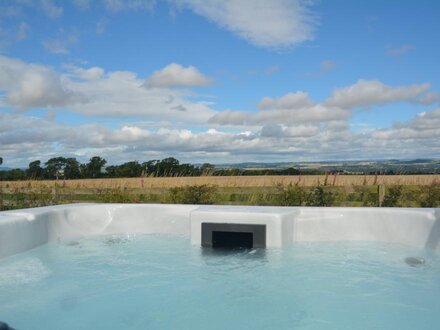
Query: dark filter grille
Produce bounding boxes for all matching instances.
[201,223,266,248]
[212,231,253,249]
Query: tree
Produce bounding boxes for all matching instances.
[0,168,26,180]
[200,163,215,176]
[114,161,143,177]
[85,156,107,178]
[157,157,180,176]
[27,160,44,179]
[142,160,159,176]
[45,157,68,179]
[64,158,81,179]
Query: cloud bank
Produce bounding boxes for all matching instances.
[1,55,439,166]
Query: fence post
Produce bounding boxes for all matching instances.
[52,184,58,205]
[0,182,3,210]
[378,185,385,207]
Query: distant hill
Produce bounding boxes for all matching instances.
[214,159,440,174]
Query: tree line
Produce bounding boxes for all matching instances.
[0,156,303,181]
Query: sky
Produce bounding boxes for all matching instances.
[1,0,440,167]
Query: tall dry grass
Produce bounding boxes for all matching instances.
[1,175,439,189]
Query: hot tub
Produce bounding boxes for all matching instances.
[1,204,439,329]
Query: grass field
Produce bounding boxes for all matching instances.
[1,175,439,210]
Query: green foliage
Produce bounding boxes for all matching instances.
[98,188,138,203]
[42,157,82,179]
[141,157,199,177]
[84,156,107,178]
[3,186,53,209]
[0,168,26,180]
[45,157,67,179]
[274,183,305,206]
[305,186,334,206]
[1,182,439,210]
[27,160,43,179]
[352,186,379,206]
[382,185,403,207]
[419,182,440,207]
[200,163,215,176]
[64,158,81,179]
[168,185,217,204]
[106,161,143,178]
[213,168,242,176]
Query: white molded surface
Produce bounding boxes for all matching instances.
[0,203,439,259]
[190,205,297,247]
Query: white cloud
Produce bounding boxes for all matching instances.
[209,79,440,137]
[260,123,319,138]
[65,69,216,122]
[324,80,434,109]
[0,56,83,109]
[255,104,350,124]
[389,108,440,134]
[1,56,440,165]
[2,107,440,167]
[210,92,350,126]
[386,44,415,57]
[174,0,316,48]
[418,92,440,105]
[208,110,251,126]
[0,56,216,123]
[145,63,212,88]
[368,109,440,157]
[66,65,105,80]
[259,91,314,110]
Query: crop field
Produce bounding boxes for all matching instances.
[2,174,439,189]
[0,175,439,211]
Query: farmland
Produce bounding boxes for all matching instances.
[1,175,439,210]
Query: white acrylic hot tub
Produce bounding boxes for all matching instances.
[0,203,439,259]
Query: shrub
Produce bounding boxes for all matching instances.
[305,186,334,206]
[168,185,217,204]
[353,186,379,206]
[99,188,137,203]
[274,183,305,206]
[382,185,402,207]
[419,182,440,207]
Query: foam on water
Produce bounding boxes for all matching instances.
[1,234,439,330]
[0,257,50,287]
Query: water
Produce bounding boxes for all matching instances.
[1,235,440,330]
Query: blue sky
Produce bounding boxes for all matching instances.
[1,0,440,167]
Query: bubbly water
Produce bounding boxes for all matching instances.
[1,235,440,330]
